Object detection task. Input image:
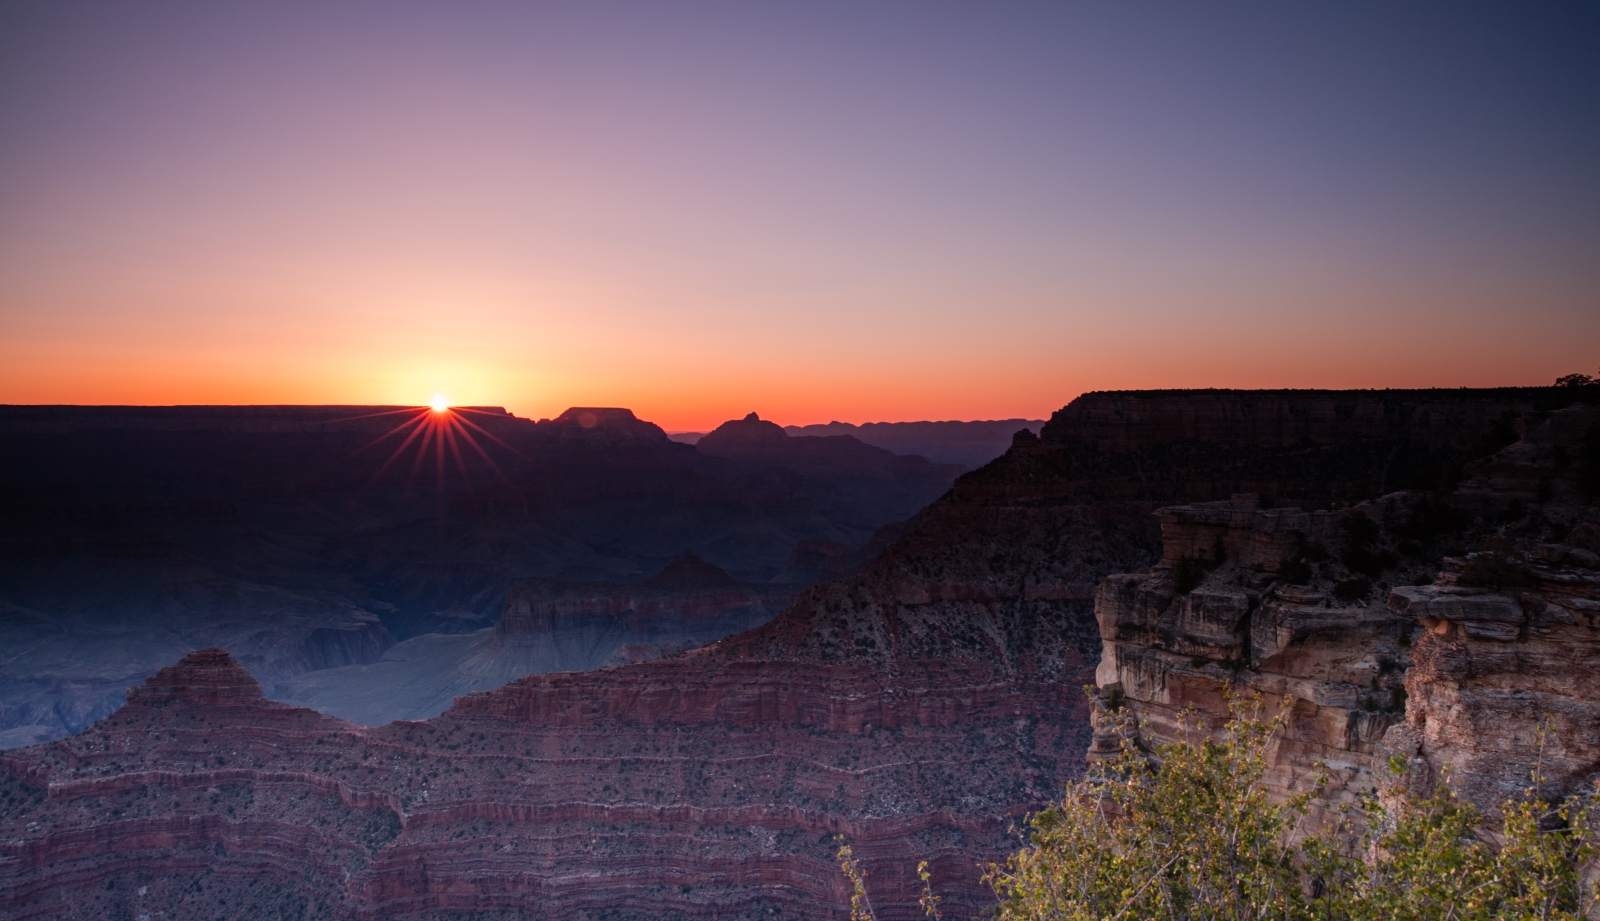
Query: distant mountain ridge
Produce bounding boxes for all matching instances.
[0,404,958,743]
[669,416,1045,467]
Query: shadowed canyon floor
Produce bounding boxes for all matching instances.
[3,387,1592,919]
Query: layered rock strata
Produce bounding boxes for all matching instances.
[1,647,1086,920]
[1382,402,1600,812]
[1090,494,1418,821]
[1092,398,1600,822]
[2,388,1578,919]
[271,557,802,724]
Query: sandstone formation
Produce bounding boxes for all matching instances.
[2,388,1581,919]
[1382,401,1600,813]
[1090,494,1421,822]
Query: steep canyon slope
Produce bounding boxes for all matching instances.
[0,388,1568,919]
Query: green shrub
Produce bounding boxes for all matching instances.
[844,696,1598,921]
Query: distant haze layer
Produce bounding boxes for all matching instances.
[671,418,1045,468]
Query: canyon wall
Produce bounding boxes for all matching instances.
[271,557,803,725]
[1092,398,1600,824]
[1,388,1577,919]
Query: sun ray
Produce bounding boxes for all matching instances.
[366,410,433,486]
[452,411,530,459]
[404,419,438,496]
[350,409,428,458]
[434,413,448,506]
[328,406,433,424]
[442,417,473,490]
[447,414,514,486]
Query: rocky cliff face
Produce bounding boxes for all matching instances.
[1090,494,1420,822]
[269,557,801,725]
[1,388,1578,919]
[1091,397,1600,824]
[494,554,797,667]
[1383,401,1600,813]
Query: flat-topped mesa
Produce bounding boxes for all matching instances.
[1044,388,1546,451]
[547,406,670,441]
[125,648,263,707]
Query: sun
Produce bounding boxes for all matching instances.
[429,395,450,413]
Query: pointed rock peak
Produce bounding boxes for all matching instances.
[642,554,742,589]
[699,413,787,447]
[126,648,263,707]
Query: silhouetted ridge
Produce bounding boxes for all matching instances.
[548,407,670,441]
[698,413,788,447]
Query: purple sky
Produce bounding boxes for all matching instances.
[2,2,1596,429]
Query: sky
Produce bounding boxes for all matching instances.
[1,2,1597,431]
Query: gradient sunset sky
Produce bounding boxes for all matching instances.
[2,3,1596,431]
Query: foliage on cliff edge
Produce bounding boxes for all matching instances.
[985,696,1597,921]
[845,693,1598,921]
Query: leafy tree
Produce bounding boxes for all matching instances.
[984,695,1311,921]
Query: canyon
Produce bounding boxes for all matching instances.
[2,387,1594,919]
[273,556,801,724]
[0,405,958,742]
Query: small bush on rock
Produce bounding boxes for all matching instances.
[1460,536,1531,588]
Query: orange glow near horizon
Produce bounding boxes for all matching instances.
[2,6,1596,433]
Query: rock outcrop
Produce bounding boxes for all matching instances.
[1090,494,1418,821]
[1381,401,1600,813]
[1091,396,1600,825]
